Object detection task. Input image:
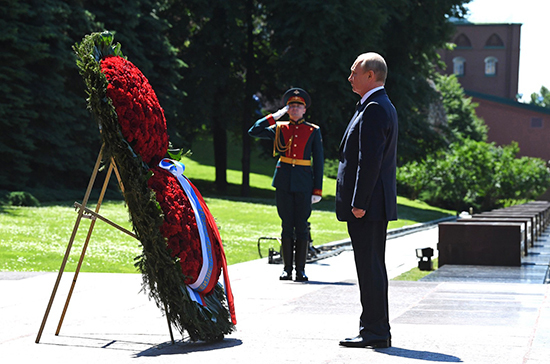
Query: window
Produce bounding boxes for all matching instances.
[454,34,472,48]
[531,118,543,128]
[485,34,504,48]
[453,57,466,77]
[484,57,498,76]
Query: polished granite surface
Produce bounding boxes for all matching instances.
[423,225,550,284]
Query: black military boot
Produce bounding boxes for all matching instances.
[279,238,294,280]
[294,239,309,282]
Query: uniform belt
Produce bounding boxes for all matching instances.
[279,156,311,166]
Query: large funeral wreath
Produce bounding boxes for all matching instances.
[73,31,235,342]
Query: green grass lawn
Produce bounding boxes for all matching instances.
[392,259,439,281]
[0,201,139,273]
[0,136,455,273]
[0,195,452,273]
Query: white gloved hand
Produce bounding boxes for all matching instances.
[311,195,322,204]
[272,105,289,120]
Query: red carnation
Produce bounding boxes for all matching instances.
[101,56,168,165]
[147,167,203,282]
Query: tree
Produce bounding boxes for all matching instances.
[259,0,471,163]
[262,0,384,160]
[435,73,487,142]
[166,0,255,193]
[0,0,100,194]
[378,0,471,164]
[240,0,256,197]
[161,0,471,193]
[529,86,550,109]
[0,0,39,190]
[0,0,486,200]
[0,0,186,198]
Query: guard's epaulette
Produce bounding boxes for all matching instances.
[304,121,319,129]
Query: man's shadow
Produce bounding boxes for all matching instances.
[374,346,462,362]
[297,280,355,286]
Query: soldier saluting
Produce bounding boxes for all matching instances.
[249,88,324,282]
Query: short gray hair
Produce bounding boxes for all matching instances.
[358,52,387,83]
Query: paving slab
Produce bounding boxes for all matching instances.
[421,264,550,284]
[1,225,550,363]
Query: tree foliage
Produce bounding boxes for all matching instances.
[397,140,550,212]
[0,0,186,197]
[398,72,549,211]
[378,0,470,164]
[529,86,550,109]
[258,0,471,163]
[169,1,250,192]
[6,0,545,207]
[0,0,37,189]
[0,0,99,191]
[261,0,384,157]
[434,73,487,142]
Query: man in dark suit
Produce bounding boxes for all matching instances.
[336,53,398,348]
[249,88,324,282]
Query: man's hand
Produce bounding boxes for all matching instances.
[272,105,289,120]
[352,207,366,218]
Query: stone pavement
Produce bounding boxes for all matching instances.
[1,225,550,363]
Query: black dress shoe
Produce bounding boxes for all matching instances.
[279,271,292,280]
[295,270,308,282]
[339,335,391,348]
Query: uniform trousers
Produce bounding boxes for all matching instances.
[276,189,311,241]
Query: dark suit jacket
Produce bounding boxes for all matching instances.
[335,88,398,222]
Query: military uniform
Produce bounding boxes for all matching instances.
[248,88,324,281]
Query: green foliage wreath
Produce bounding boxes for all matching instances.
[73,31,234,342]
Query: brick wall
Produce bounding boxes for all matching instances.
[472,95,550,161]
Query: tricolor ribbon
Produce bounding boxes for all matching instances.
[158,158,236,324]
[159,158,214,293]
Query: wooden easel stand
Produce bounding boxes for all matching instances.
[35,147,175,344]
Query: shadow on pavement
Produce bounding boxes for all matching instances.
[375,346,463,362]
[136,338,243,357]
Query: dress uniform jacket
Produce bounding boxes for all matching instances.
[249,114,324,196]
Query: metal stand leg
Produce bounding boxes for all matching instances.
[55,162,114,335]
[35,148,177,344]
[35,147,104,343]
[164,302,175,344]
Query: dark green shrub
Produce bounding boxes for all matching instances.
[6,191,40,207]
[324,159,339,179]
[397,139,550,212]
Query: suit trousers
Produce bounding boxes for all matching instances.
[347,219,391,339]
[276,189,311,241]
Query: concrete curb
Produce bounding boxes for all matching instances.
[317,215,456,249]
